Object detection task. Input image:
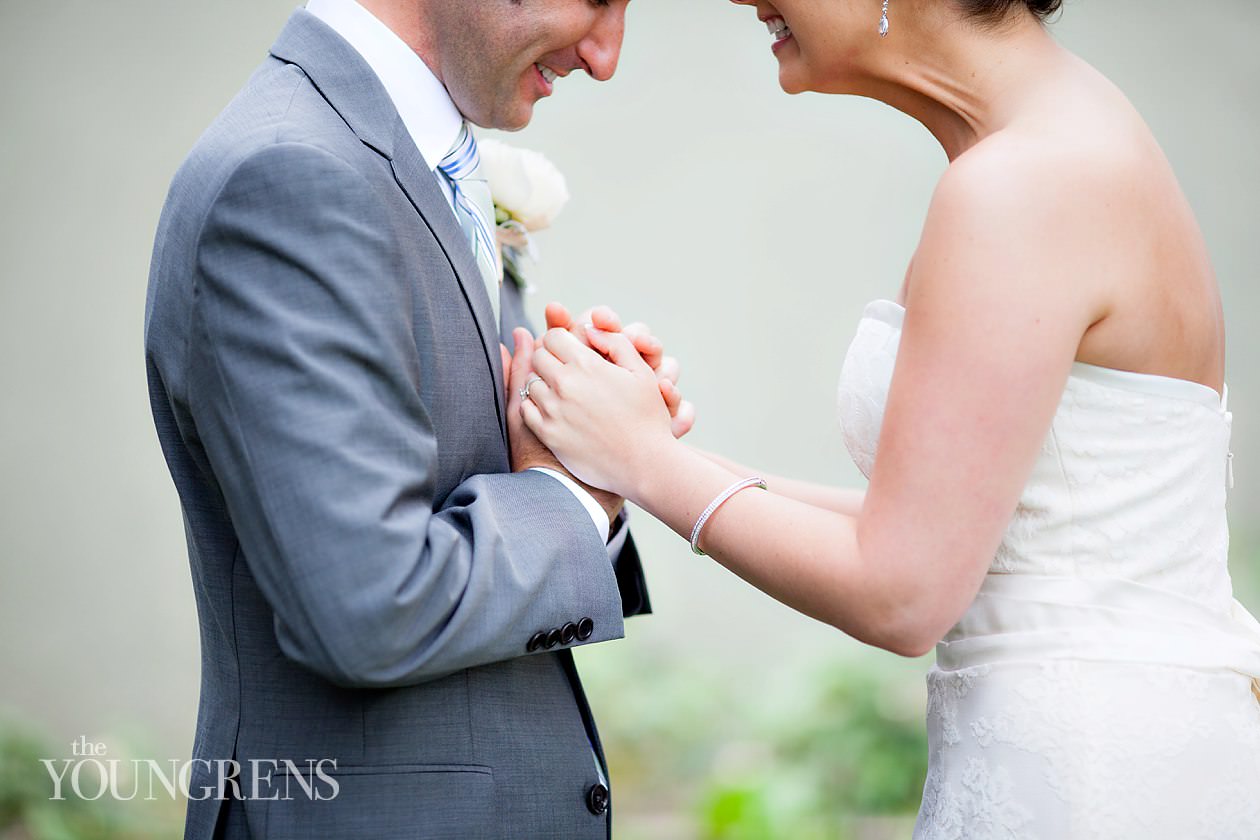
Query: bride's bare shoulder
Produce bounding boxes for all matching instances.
[911,125,1155,321]
[931,125,1147,236]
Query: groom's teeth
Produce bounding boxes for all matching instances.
[537,64,558,84]
[765,17,791,41]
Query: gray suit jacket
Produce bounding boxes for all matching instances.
[144,10,649,839]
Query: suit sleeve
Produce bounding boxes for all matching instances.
[187,142,626,688]
[500,270,651,618]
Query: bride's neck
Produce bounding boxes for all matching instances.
[847,12,1068,161]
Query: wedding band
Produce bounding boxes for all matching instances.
[520,375,543,401]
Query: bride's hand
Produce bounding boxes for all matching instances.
[521,326,676,499]
[504,329,625,523]
[544,302,696,439]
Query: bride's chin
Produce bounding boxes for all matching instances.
[780,79,808,95]
[775,57,817,95]
[778,70,812,96]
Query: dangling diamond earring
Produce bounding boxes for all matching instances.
[879,0,890,37]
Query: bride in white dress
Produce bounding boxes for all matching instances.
[501,0,1260,835]
[838,299,1260,837]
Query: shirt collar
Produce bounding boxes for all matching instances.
[305,0,463,170]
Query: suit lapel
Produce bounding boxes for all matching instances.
[269,10,508,441]
[389,130,507,438]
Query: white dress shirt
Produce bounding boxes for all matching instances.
[305,0,610,541]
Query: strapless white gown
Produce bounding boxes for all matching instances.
[837,300,1260,840]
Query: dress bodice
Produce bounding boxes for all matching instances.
[836,298,1237,612]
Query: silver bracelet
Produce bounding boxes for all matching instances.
[690,476,767,556]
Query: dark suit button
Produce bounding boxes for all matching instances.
[560,622,578,644]
[526,631,547,653]
[545,628,562,649]
[576,617,594,641]
[585,783,609,816]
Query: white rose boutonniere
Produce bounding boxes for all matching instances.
[477,138,570,291]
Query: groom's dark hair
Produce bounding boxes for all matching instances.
[958,0,1063,25]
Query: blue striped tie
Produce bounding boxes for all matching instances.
[438,123,502,324]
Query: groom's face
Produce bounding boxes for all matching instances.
[422,0,629,131]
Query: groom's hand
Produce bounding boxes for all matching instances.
[505,329,624,526]
[544,303,696,439]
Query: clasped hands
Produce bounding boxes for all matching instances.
[501,303,694,523]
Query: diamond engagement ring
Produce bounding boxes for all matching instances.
[520,375,543,401]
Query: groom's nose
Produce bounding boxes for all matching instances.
[575,3,626,81]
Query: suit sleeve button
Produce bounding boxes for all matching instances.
[560,622,578,644]
[585,783,609,816]
[545,628,562,649]
[576,617,595,641]
[526,631,547,653]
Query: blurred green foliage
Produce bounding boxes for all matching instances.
[0,722,184,840]
[1231,527,1260,609]
[578,638,930,840]
[690,664,928,840]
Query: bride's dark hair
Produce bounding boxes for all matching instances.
[957,0,1063,24]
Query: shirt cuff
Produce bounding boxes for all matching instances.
[528,467,610,543]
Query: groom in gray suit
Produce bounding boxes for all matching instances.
[144,1,649,837]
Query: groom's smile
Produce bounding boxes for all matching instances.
[534,62,564,97]
[418,0,630,132]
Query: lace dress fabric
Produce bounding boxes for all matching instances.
[837,300,1260,839]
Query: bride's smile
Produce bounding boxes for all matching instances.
[765,16,793,53]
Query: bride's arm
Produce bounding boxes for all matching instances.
[518,157,1106,657]
[693,448,865,517]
